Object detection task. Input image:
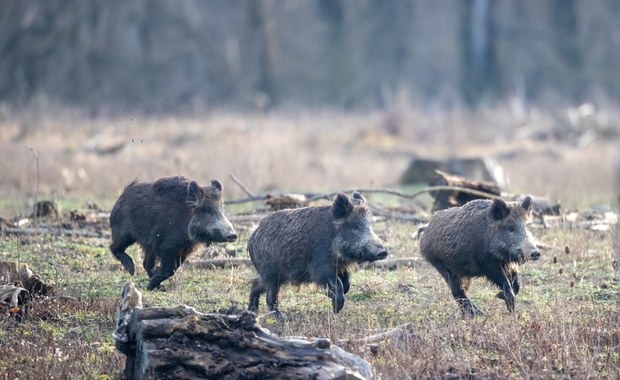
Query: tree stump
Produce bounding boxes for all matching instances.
[429,170,501,212]
[114,282,373,380]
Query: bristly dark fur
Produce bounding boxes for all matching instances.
[248,192,388,315]
[420,196,539,316]
[109,176,236,290]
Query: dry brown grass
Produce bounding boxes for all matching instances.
[1,105,617,215]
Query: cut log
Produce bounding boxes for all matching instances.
[429,170,500,212]
[114,282,373,380]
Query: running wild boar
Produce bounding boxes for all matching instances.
[109,176,237,290]
[419,196,540,316]
[248,192,388,315]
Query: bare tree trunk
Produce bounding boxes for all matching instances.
[549,0,583,103]
[460,0,498,106]
[246,0,278,109]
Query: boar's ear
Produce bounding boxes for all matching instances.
[490,197,510,221]
[210,179,223,191]
[333,193,354,220]
[521,195,533,214]
[186,181,202,208]
[351,191,366,205]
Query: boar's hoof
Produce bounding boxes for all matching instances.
[460,301,483,318]
[119,256,136,276]
[146,283,169,292]
[464,307,484,318]
[496,291,517,304]
[271,310,288,321]
[146,278,170,291]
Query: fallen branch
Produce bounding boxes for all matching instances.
[1,227,110,239]
[306,186,498,203]
[368,204,428,223]
[228,172,256,197]
[337,322,416,345]
[225,185,498,206]
[365,257,421,270]
[228,214,268,223]
[187,258,253,269]
[187,258,421,271]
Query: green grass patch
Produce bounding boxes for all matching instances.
[1,214,618,378]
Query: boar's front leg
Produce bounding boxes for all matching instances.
[248,277,265,312]
[496,268,519,301]
[146,245,183,290]
[484,262,516,312]
[430,259,482,317]
[326,277,345,313]
[142,246,157,278]
[338,270,351,294]
[147,266,175,290]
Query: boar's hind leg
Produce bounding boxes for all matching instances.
[110,235,136,275]
[431,259,482,317]
[248,278,266,312]
[450,278,482,317]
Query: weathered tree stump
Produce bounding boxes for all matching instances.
[400,156,504,186]
[114,282,373,380]
[429,170,501,212]
[0,262,52,321]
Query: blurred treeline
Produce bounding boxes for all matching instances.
[1,0,619,113]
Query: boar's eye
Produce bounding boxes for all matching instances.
[198,206,214,215]
[508,225,516,233]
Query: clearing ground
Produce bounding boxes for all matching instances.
[0,108,619,378]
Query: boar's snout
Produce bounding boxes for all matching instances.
[375,247,389,260]
[213,223,238,243]
[188,220,237,243]
[516,246,540,262]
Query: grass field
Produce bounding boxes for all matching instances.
[1,108,619,378]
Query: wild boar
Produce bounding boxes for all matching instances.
[109,176,237,290]
[248,192,388,315]
[419,196,540,316]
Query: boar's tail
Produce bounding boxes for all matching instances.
[416,225,428,240]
